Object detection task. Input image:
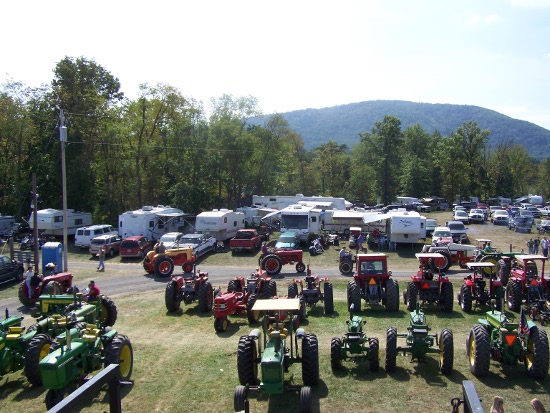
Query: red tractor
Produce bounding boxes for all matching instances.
[346,253,399,312]
[165,268,216,313]
[18,272,76,306]
[143,245,196,277]
[421,241,476,272]
[505,255,550,322]
[457,262,504,312]
[287,266,334,317]
[213,269,277,332]
[403,253,454,312]
[259,249,306,276]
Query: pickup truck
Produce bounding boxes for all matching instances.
[175,233,217,258]
[229,229,265,254]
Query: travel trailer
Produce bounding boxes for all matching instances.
[29,208,92,236]
[252,194,350,211]
[322,210,386,234]
[236,206,278,227]
[279,204,322,243]
[195,209,245,241]
[386,210,426,245]
[118,205,192,241]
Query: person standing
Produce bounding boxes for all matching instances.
[25,266,34,298]
[357,233,365,252]
[490,396,505,413]
[531,398,547,413]
[527,238,534,254]
[542,236,549,257]
[97,248,106,271]
[534,237,540,255]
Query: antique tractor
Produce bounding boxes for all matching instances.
[259,249,306,276]
[18,271,75,306]
[386,303,454,375]
[422,241,476,271]
[467,308,549,379]
[39,326,133,408]
[143,245,196,277]
[473,238,521,281]
[288,266,334,317]
[403,253,454,312]
[213,269,277,332]
[346,253,399,312]
[457,262,504,312]
[505,255,549,313]
[330,304,379,372]
[165,268,215,312]
[234,298,318,413]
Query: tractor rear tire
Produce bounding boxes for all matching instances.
[18,282,33,306]
[100,296,118,327]
[301,334,319,386]
[429,250,451,272]
[459,284,473,312]
[406,282,419,311]
[227,279,240,293]
[234,385,247,412]
[296,262,306,273]
[441,282,454,312]
[385,279,399,312]
[369,337,380,372]
[237,335,259,385]
[104,334,133,380]
[330,337,343,370]
[25,333,56,386]
[246,294,260,324]
[198,281,213,312]
[154,256,174,278]
[480,255,499,277]
[506,281,522,312]
[385,326,398,373]
[498,259,510,286]
[439,328,454,375]
[525,326,549,379]
[299,296,307,321]
[323,282,334,315]
[288,283,298,298]
[300,386,312,413]
[262,254,282,275]
[494,285,504,311]
[347,280,361,312]
[339,259,353,275]
[165,280,181,312]
[43,281,62,295]
[467,324,490,377]
[260,279,277,299]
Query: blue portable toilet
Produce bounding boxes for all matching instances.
[42,242,63,275]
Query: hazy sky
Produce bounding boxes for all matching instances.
[2,0,550,130]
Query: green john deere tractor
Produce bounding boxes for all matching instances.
[467,308,549,379]
[330,304,379,372]
[39,325,133,409]
[234,298,318,413]
[386,303,454,375]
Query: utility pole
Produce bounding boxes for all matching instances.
[60,109,68,272]
[32,173,39,271]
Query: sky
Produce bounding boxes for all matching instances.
[2,0,550,130]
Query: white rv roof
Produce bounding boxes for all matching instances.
[197,209,238,217]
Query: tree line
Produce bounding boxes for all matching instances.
[1,56,549,225]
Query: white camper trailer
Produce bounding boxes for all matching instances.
[279,204,322,243]
[236,206,278,227]
[118,206,191,240]
[322,210,387,234]
[252,194,350,211]
[195,209,245,241]
[386,210,426,244]
[29,208,92,236]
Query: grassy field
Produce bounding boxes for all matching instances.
[1,211,549,412]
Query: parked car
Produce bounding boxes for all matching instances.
[175,233,217,258]
[508,216,532,233]
[538,206,550,217]
[119,235,153,259]
[431,226,452,244]
[508,206,520,218]
[89,234,123,257]
[412,202,431,213]
[446,221,468,243]
[518,210,535,226]
[488,206,504,217]
[453,210,470,224]
[0,255,25,285]
[468,209,485,223]
[526,206,541,218]
[425,219,438,237]
[74,224,118,249]
[491,210,510,225]
[158,232,184,248]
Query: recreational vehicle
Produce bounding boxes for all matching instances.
[236,206,278,227]
[252,194,350,210]
[118,206,192,241]
[385,210,426,245]
[29,209,92,236]
[195,209,245,241]
[322,210,387,234]
[279,204,322,243]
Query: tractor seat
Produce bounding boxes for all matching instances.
[267,327,288,340]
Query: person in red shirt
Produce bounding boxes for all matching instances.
[84,280,100,301]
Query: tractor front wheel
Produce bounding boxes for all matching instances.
[439,328,454,375]
[214,317,229,333]
[300,386,312,413]
[525,326,549,379]
[296,262,306,273]
[165,280,181,312]
[330,337,343,370]
[45,387,72,410]
[288,283,298,298]
[506,281,522,312]
[183,262,194,273]
[323,282,334,315]
[467,324,490,377]
[25,333,56,386]
[385,326,398,373]
[246,294,260,324]
[104,334,134,380]
[234,385,247,412]
[237,335,258,385]
[154,256,174,278]
[385,279,399,312]
[100,296,118,327]
[301,334,319,386]
[198,281,214,312]
[369,337,380,372]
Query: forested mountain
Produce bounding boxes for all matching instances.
[257,101,550,159]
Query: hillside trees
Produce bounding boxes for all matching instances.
[313,140,351,197]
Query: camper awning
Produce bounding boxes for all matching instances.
[261,210,282,221]
[363,214,390,224]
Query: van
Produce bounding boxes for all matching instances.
[74,225,118,248]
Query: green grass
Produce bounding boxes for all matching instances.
[2,279,550,413]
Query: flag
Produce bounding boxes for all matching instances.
[520,308,530,336]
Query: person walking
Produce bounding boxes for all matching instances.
[542,236,549,257]
[97,248,106,271]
